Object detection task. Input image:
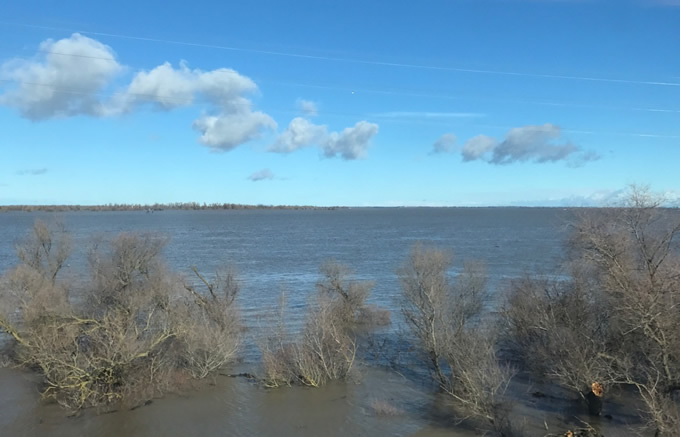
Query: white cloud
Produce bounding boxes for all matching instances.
[0,34,275,151]
[270,119,379,160]
[296,99,318,116]
[111,61,276,150]
[461,124,598,166]
[323,121,379,160]
[431,133,457,154]
[0,33,122,120]
[193,110,276,151]
[462,135,497,161]
[109,61,258,113]
[269,117,327,153]
[248,168,275,181]
[492,124,576,164]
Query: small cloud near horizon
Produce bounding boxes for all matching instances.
[248,168,275,182]
[17,168,48,176]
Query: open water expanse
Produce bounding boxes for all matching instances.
[0,208,570,316]
[0,208,648,436]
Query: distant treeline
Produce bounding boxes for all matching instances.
[0,203,344,212]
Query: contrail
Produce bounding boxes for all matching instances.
[263,80,680,114]
[3,21,680,87]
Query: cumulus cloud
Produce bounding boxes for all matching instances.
[296,99,318,116]
[323,121,379,160]
[111,61,276,150]
[270,119,379,160]
[0,34,276,151]
[16,168,48,175]
[462,135,497,161]
[431,133,457,154]
[0,33,122,120]
[461,124,598,166]
[193,111,276,151]
[269,117,327,153]
[248,168,275,182]
[491,124,577,164]
[108,61,258,113]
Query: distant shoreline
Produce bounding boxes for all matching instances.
[2,204,676,212]
[0,203,345,212]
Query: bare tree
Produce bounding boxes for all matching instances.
[500,186,680,432]
[501,272,612,399]
[179,266,241,379]
[398,244,452,384]
[567,186,680,435]
[260,261,370,388]
[316,260,372,326]
[399,243,516,435]
[15,219,71,286]
[1,220,71,345]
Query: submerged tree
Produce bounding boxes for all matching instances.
[570,186,680,435]
[502,185,680,435]
[398,243,516,435]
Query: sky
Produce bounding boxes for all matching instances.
[0,0,679,206]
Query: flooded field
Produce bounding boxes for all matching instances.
[0,208,656,435]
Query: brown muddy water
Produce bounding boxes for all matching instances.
[0,363,649,436]
[0,209,661,436]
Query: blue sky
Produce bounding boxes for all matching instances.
[1,0,678,206]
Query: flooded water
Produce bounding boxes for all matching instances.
[0,208,652,436]
[0,207,569,315]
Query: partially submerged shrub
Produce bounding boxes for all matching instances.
[260,261,373,388]
[178,266,241,380]
[398,243,515,435]
[295,293,358,386]
[316,260,372,327]
[0,222,241,412]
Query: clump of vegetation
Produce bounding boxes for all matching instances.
[259,261,375,388]
[0,221,241,412]
[398,243,517,436]
[501,272,611,399]
[502,185,680,436]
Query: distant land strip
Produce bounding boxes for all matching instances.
[0,203,345,212]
